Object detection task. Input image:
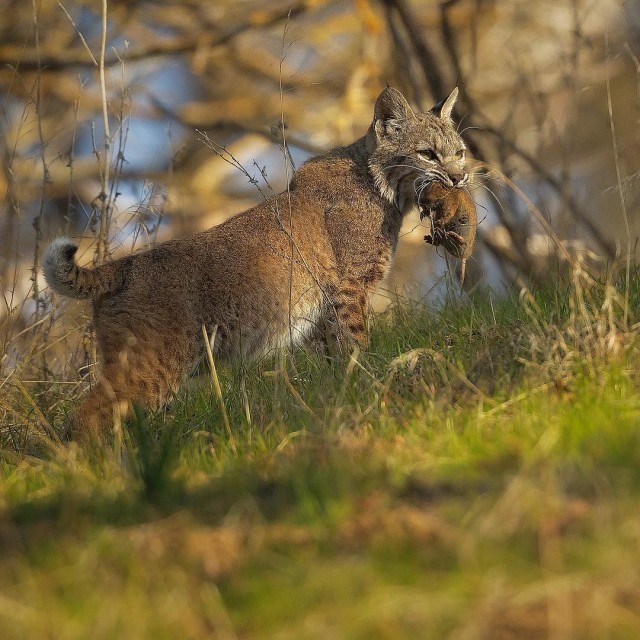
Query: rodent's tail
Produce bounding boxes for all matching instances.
[43,237,124,299]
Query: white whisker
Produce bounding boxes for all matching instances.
[470,182,509,220]
[458,125,482,137]
[456,113,470,133]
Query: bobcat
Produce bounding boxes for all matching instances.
[44,86,471,437]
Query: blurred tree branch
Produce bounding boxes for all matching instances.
[150,98,326,156]
[0,2,307,72]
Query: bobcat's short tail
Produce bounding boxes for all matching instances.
[43,238,124,299]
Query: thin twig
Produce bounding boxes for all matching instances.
[30,0,48,326]
[278,13,297,352]
[57,2,99,66]
[605,31,631,326]
[96,0,111,264]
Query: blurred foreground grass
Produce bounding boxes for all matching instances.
[2,270,640,639]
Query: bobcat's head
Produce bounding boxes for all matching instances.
[366,87,468,214]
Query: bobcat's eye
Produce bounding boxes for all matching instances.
[456,149,466,160]
[418,149,439,162]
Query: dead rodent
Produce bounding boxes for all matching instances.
[420,181,477,283]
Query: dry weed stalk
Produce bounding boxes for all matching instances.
[521,260,632,386]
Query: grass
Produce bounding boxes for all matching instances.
[2,269,640,639]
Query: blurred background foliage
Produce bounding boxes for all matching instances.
[1,0,639,350]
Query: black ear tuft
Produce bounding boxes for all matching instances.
[431,87,458,120]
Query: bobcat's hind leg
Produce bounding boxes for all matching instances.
[71,378,130,443]
[70,347,187,443]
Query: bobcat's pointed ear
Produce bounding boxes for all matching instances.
[431,87,458,121]
[372,87,415,138]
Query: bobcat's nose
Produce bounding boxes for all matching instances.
[449,172,468,186]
